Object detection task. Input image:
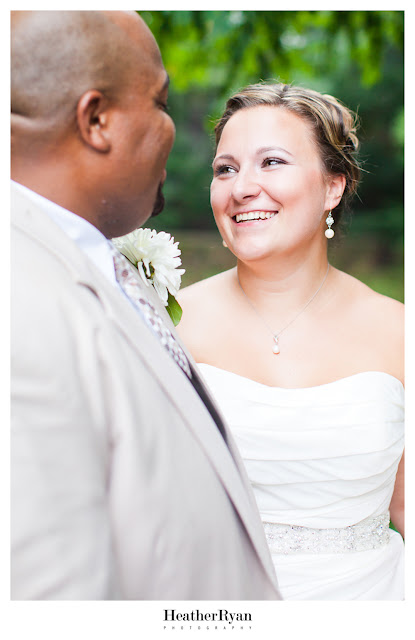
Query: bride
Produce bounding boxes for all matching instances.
[177,82,404,600]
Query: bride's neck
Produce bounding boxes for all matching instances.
[236,254,330,308]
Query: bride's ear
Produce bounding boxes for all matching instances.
[325,174,346,211]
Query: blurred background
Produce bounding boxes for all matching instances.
[141,10,404,301]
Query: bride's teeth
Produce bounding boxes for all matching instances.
[235,211,277,222]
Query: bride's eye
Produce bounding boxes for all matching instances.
[263,157,287,167]
[213,164,237,176]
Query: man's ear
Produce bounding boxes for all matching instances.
[325,174,346,212]
[76,90,111,153]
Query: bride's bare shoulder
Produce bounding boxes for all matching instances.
[178,268,236,309]
[176,269,235,350]
[335,269,404,381]
[339,269,403,315]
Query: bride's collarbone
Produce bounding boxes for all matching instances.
[199,331,400,389]
[192,285,403,386]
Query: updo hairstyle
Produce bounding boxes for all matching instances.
[214,82,361,220]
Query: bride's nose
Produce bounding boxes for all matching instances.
[231,169,261,202]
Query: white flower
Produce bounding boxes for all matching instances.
[113,228,185,307]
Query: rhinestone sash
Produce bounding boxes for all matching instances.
[263,513,390,555]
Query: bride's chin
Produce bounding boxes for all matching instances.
[230,239,276,260]
[234,250,276,267]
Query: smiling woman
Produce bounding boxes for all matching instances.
[211,105,345,264]
[177,81,404,601]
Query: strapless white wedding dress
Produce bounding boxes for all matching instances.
[198,364,405,600]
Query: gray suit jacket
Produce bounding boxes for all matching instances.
[11,183,281,600]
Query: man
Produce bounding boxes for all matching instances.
[11,11,281,600]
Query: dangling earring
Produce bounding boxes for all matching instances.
[222,239,228,248]
[325,211,335,239]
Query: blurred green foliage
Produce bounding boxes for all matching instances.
[140,11,404,298]
[176,230,404,302]
[141,10,403,94]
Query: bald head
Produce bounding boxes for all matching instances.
[11,11,160,126]
[10,10,175,237]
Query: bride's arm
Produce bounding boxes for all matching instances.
[389,451,404,539]
[372,295,404,538]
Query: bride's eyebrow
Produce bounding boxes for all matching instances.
[257,146,294,157]
[212,154,235,167]
[212,147,294,167]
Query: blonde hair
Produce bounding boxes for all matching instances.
[214,82,361,216]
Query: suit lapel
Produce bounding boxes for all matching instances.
[146,282,265,514]
[11,185,277,585]
[118,257,265,519]
[91,273,276,580]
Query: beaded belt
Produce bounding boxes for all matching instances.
[263,513,390,555]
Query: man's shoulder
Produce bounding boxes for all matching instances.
[11,214,78,304]
[11,200,105,336]
[11,187,102,292]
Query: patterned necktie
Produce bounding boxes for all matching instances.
[110,246,192,379]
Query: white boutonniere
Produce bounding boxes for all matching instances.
[113,228,185,326]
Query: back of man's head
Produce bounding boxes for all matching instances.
[11,11,141,143]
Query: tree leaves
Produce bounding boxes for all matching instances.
[141,10,403,95]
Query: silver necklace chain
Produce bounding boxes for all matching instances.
[237,263,330,354]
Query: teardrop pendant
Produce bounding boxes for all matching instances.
[273,336,280,354]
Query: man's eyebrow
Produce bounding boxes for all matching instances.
[161,73,170,92]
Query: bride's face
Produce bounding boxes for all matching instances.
[211,105,342,262]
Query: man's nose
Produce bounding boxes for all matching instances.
[231,169,262,202]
